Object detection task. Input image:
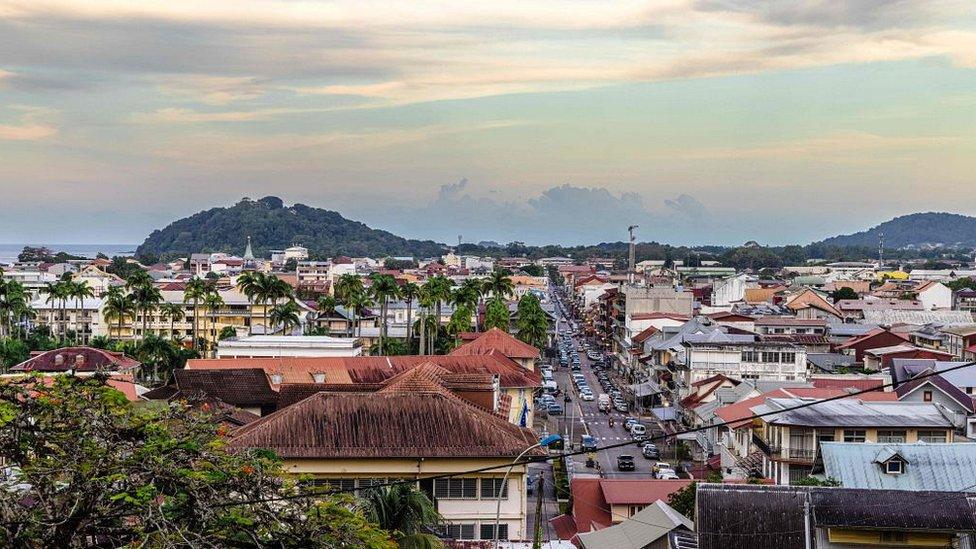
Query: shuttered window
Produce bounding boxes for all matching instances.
[434,478,477,499]
[480,523,509,540]
[443,523,476,539]
[480,478,509,499]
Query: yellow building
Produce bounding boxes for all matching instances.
[228,367,544,542]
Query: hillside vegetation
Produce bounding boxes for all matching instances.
[136,196,446,260]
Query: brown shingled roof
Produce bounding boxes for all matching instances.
[12,346,141,373]
[187,353,540,388]
[228,378,542,459]
[449,327,540,360]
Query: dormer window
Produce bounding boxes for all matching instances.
[312,372,326,383]
[885,459,904,474]
[270,373,283,385]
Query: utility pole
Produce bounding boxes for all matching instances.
[628,225,639,284]
[878,231,885,269]
[532,474,545,549]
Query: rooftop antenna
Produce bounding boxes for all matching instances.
[458,235,462,249]
[628,225,639,284]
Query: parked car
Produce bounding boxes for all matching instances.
[580,391,595,402]
[547,404,564,415]
[614,402,629,413]
[656,468,679,480]
[630,423,647,437]
[581,435,598,452]
[641,443,660,459]
[616,455,636,471]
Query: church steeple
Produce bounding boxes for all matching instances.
[243,236,255,260]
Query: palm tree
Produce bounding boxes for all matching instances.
[416,283,436,355]
[131,284,162,341]
[124,268,152,291]
[428,276,453,335]
[346,290,373,339]
[400,281,419,344]
[40,281,68,342]
[447,304,473,340]
[482,270,514,301]
[483,297,511,332]
[183,278,208,350]
[236,271,260,335]
[69,281,95,343]
[361,484,443,549]
[203,291,225,357]
[159,302,185,340]
[269,299,302,335]
[103,288,135,342]
[315,295,337,333]
[0,280,27,339]
[334,274,364,338]
[369,274,401,355]
[516,293,548,349]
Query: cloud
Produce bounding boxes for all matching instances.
[1,0,973,109]
[357,180,715,245]
[0,105,58,141]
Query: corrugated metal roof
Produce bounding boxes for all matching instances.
[752,398,954,428]
[577,501,692,549]
[822,442,976,491]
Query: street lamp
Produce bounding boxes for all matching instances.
[493,434,561,548]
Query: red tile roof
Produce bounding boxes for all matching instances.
[599,479,693,505]
[449,327,540,360]
[558,478,693,537]
[809,377,885,391]
[187,352,540,388]
[629,312,691,322]
[631,326,659,344]
[12,347,141,373]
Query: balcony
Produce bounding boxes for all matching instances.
[752,432,781,455]
[787,447,816,463]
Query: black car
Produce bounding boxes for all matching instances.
[616,455,636,471]
[547,404,564,415]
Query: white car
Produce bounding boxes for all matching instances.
[656,468,679,480]
[580,392,595,401]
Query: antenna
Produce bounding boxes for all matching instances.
[628,225,639,284]
[458,235,462,248]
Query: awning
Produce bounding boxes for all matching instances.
[628,380,661,398]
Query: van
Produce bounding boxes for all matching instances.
[597,394,611,411]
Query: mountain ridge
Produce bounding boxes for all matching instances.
[815,212,976,249]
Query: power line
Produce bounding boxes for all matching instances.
[213,359,976,507]
[5,360,974,533]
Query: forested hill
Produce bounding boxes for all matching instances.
[136,197,446,260]
[816,212,976,249]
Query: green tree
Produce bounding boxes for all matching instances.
[219,325,238,340]
[335,274,366,338]
[203,291,225,357]
[515,293,548,349]
[68,280,95,343]
[361,484,443,549]
[400,282,420,344]
[830,286,859,302]
[482,270,514,301]
[483,297,510,332]
[446,304,473,341]
[103,287,135,342]
[369,274,402,355]
[269,299,302,335]
[0,374,395,548]
[158,302,185,340]
[792,476,841,486]
[131,283,162,341]
[183,278,208,350]
[236,270,260,335]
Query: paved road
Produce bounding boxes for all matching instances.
[543,289,676,479]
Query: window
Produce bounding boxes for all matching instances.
[843,430,866,443]
[780,352,796,364]
[741,351,759,362]
[761,352,780,363]
[479,524,508,541]
[628,505,646,516]
[443,524,476,540]
[434,478,477,499]
[917,430,947,443]
[967,387,973,395]
[879,531,908,543]
[877,430,906,443]
[817,430,835,444]
[923,390,933,402]
[480,478,509,499]
[885,460,904,474]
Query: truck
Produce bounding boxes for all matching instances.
[597,394,611,413]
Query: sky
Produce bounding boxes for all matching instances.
[0,0,974,247]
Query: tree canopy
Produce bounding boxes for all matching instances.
[0,374,394,548]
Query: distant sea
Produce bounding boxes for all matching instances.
[0,244,137,266]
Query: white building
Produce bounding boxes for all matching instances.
[682,340,807,389]
[711,273,752,307]
[217,335,362,358]
[916,281,952,311]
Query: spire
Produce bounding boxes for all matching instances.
[244,236,255,260]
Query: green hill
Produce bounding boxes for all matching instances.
[136,196,446,259]
[817,212,976,249]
